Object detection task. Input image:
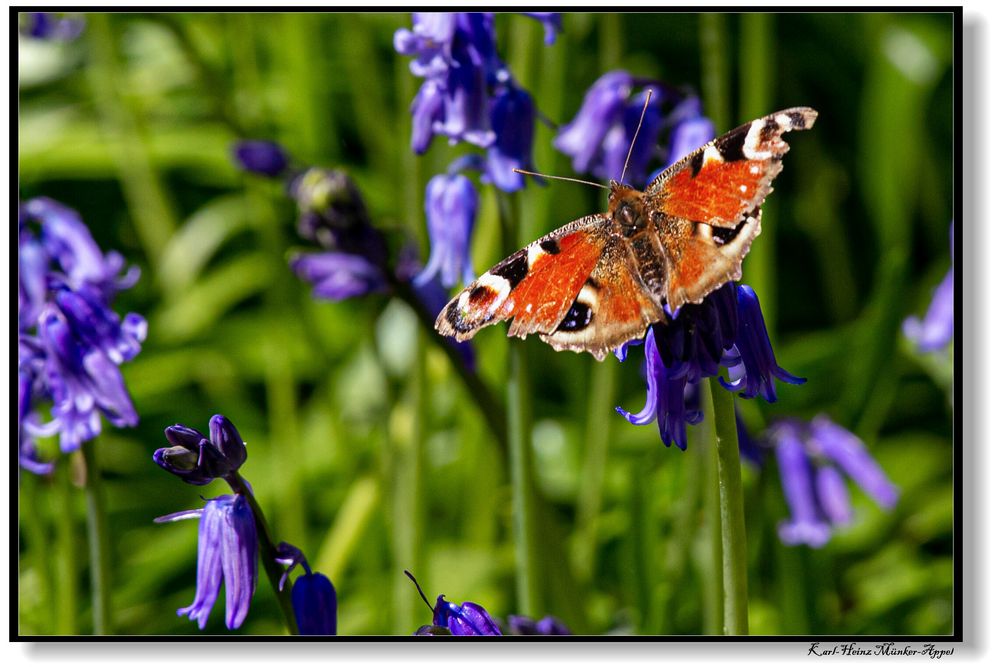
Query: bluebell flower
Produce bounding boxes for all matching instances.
[18,359,54,475]
[554,70,635,178]
[406,570,502,636]
[409,79,446,154]
[232,140,290,178]
[601,87,664,187]
[394,13,459,78]
[506,614,572,635]
[154,415,248,486]
[434,44,495,148]
[522,13,562,45]
[720,285,806,402]
[20,12,84,40]
[483,84,537,192]
[616,334,703,450]
[156,494,258,630]
[275,542,337,635]
[290,252,388,302]
[770,416,898,548]
[413,173,479,289]
[904,222,954,352]
[617,283,802,449]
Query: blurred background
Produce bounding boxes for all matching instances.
[18,12,954,636]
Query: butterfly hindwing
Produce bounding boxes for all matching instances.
[540,233,666,360]
[435,214,607,342]
[647,107,817,227]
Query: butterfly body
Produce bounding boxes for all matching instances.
[435,107,817,360]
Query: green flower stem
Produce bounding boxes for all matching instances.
[54,465,79,634]
[700,13,731,132]
[498,190,543,617]
[710,380,750,635]
[81,440,112,634]
[225,473,298,635]
[699,382,724,634]
[738,13,776,328]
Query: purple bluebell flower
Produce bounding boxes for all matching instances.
[406,570,502,636]
[773,421,831,548]
[617,283,802,449]
[601,87,664,187]
[275,542,337,635]
[904,223,954,352]
[506,614,572,635]
[410,79,446,154]
[290,252,388,302]
[156,494,258,630]
[394,13,459,78]
[483,84,537,192]
[232,140,290,178]
[616,333,704,450]
[289,168,392,301]
[721,285,805,402]
[554,70,635,178]
[154,415,248,486]
[413,173,479,289]
[20,12,84,40]
[433,45,495,148]
[770,416,898,548]
[522,13,562,45]
[36,305,140,453]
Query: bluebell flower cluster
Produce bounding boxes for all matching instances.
[770,416,899,548]
[554,71,710,187]
[20,12,85,40]
[156,494,258,630]
[617,284,804,449]
[17,198,146,472]
[904,222,954,353]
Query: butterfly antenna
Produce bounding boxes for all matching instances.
[512,168,610,190]
[620,88,654,183]
[404,570,436,613]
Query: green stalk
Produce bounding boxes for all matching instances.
[225,474,298,634]
[81,441,112,634]
[498,191,543,617]
[738,13,776,329]
[54,465,79,634]
[699,382,723,634]
[710,381,749,635]
[700,13,731,132]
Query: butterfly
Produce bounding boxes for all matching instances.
[435,107,818,360]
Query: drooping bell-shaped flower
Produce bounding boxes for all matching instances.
[413,173,479,289]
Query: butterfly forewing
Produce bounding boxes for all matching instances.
[647,107,817,228]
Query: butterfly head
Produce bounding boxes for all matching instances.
[608,181,647,238]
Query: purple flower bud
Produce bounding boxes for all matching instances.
[432,596,503,636]
[814,465,853,526]
[155,415,248,485]
[413,174,478,289]
[773,422,831,548]
[292,572,337,635]
[484,85,536,192]
[522,13,562,46]
[721,285,805,402]
[231,140,289,178]
[507,614,572,635]
[161,495,258,630]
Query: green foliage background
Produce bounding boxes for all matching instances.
[18,12,954,636]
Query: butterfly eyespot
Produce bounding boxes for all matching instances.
[556,300,593,332]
